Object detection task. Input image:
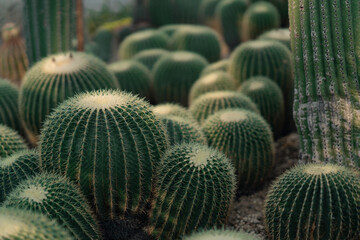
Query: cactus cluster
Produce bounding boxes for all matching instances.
[258,28,290,49]
[152,103,195,120]
[184,229,261,240]
[133,49,170,71]
[0,124,27,158]
[201,59,229,76]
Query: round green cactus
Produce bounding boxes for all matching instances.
[133,49,170,71]
[0,208,74,240]
[93,28,113,62]
[40,90,169,220]
[258,28,291,49]
[3,173,101,240]
[0,124,27,158]
[108,60,151,98]
[189,91,258,124]
[19,52,118,138]
[148,143,236,240]
[189,71,236,104]
[118,30,168,59]
[152,103,195,120]
[201,59,229,76]
[252,0,289,27]
[241,1,280,41]
[238,76,284,138]
[265,164,360,240]
[202,109,274,188]
[169,26,221,63]
[184,228,261,240]
[153,51,208,106]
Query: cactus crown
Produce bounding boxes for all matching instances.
[184,228,261,240]
[201,59,229,76]
[152,103,194,120]
[133,48,170,70]
[0,124,27,158]
[258,28,291,49]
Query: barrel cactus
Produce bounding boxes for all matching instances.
[148,143,236,240]
[265,164,360,240]
[133,49,170,71]
[258,28,291,49]
[202,109,274,188]
[241,1,280,41]
[0,208,74,240]
[40,90,169,220]
[253,0,289,27]
[201,59,229,76]
[152,103,195,120]
[19,52,118,139]
[108,60,151,99]
[0,124,27,158]
[153,51,208,106]
[184,229,261,240]
[118,30,168,59]
[190,91,258,124]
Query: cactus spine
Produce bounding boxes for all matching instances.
[0,124,27,158]
[289,0,360,165]
[184,229,261,240]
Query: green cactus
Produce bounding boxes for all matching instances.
[265,164,360,240]
[183,229,261,240]
[190,91,258,124]
[202,109,274,188]
[133,49,170,71]
[108,60,151,99]
[84,41,102,58]
[290,0,360,165]
[148,0,174,26]
[153,51,208,106]
[118,30,168,60]
[19,52,118,139]
[148,143,236,240]
[23,0,77,65]
[241,1,280,41]
[201,59,229,76]
[252,0,289,27]
[152,103,195,120]
[93,28,113,62]
[0,79,22,133]
[258,28,290,49]
[172,0,203,24]
[158,24,191,37]
[238,76,284,138]
[215,0,249,50]
[169,26,221,63]
[0,124,27,158]
[199,0,221,24]
[3,173,101,240]
[0,207,74,240]
[40,90,169,220]
[189,71,236,104]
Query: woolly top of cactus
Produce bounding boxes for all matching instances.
[251,2,272,13]
[19,185,48,203]
[76,90,130,109]
[0,215,26,237]
[244,40,274,49]
[184,228,261,240]
[131,30,159,40]
[42,53,87,74]
[200,72,226,85]
[199,91,239,100]
[173,52,199,62]
[246,80,265,90]
[259,29,290,42]
[152,103,193,119]
[108,60,138,72]
[189,149,212,167]
[0,150,34,168]
[303,164,340,175]
[220,110,248,122]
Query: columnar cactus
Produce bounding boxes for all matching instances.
[190,91,258,124]
[184,229,261,240]
[202,109,274,188]
[93,29,113,62]
[241,1,280,41]
[189,71,236,104]
[290,0,360,165]
[153,51,208,106]
[19,52,118,138]
[133,49,170,71]
[108,60,151,99]
[148,143,236,240]
[40,90,169,220]
[152,103,195,120]
[239,76,284,138]
[169,26,221,63]
[201,59,229,76]
[4,174,101,240]
[0,124,27,158]
[258,28,291,49]
[0,208,74,240]
[118,30,168,59]
[265,164,360,240]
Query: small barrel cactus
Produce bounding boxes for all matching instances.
[190,91,258,124]
[0,207,74,240]
[40,90,169,220]
[153,51,208,106]
[133,49,170,71]
[108,60,151,99]
[189,71,236,104]
[265,164,360,240]
[152,103,195,120]
[19,52,118,138]
[93,28,113,62]
[202,109,274,188]
[258,28,291,49]
[241,1,280,41]
[183,228,261,240]
[3,173,101,240]
[169,26,221,63]
[148,143,236,240]
[253,0,289,27]
[118,30,168,59]
[201,59,229,76]
[238,76,284,138]
[0,124,27,158]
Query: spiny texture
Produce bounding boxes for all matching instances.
[3,174,101,240]
[0,208,74,240]
[215,0,249,50]
[118,30,168,59]
[148,143,236,240]
[241,1,280,41]
[133,49,170,71]
[19,52,118,137]
[265,164,360,240]
[201,59,229,76]
[190,91,258,124]
[239,76,284,138]
[152,103,195,120]
[290,0,360,166]
[93,29,113,62]
[0,150,39,203]
[23,0,77,65]
[153,51,208,106]
[169,26,221,63]
[202,109,274,188]
[40,90,169,220]
[183,228,261,240]
[108,60,151,99]
[258,28,291,49]
[0,124,27,158]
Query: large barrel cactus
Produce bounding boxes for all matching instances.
[3,173,101,240]
[40,90,169,220]
[258,28,291,49]
[133,49,170,71]
[148,143,236,240]
[152,103,195,120]
[19,52,118,139]
[201,59,229,76]
[0,124,27,158]
[184,229,261,240]
[202,109,274,188]
[265,164,360,240]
